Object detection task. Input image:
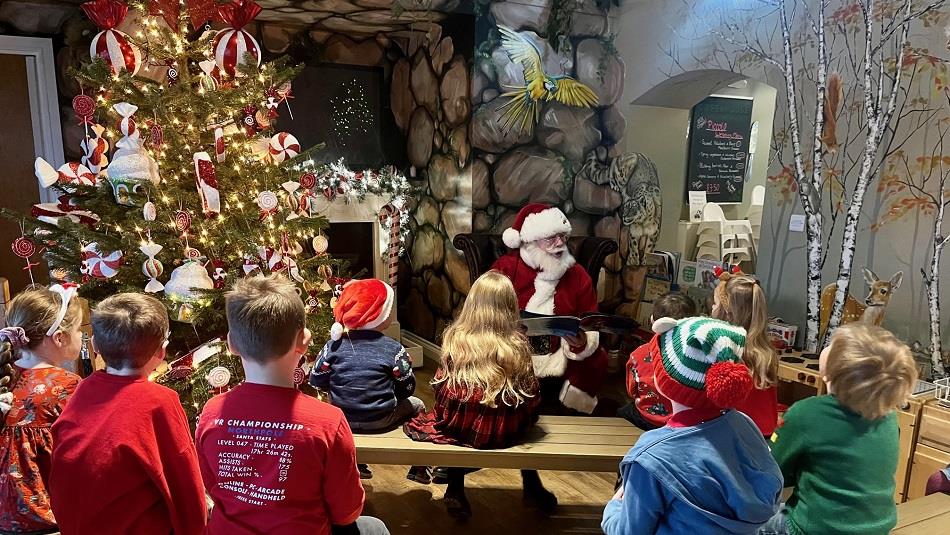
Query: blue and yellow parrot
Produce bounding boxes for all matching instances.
[497,25,599,133]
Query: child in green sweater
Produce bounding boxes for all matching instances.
[759,324,918,535]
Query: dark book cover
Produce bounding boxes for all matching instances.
[519,311,638,338]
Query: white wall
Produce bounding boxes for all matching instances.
[621,80,776,254]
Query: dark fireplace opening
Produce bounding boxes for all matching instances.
[325,222,375,279]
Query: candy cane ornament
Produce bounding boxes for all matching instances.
[377,203,401,286]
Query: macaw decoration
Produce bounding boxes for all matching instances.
[497,25,599,133]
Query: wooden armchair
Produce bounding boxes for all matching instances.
[452,233,618,289]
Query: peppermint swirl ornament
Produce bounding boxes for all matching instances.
[174,210,192,233]
[293,367,306,386]
[149,123,164,148]
[312,235,328,254]
[143,201,157,221]
[184,247,202,261]
[268,132,300,163]
[206,366,231,388]
[299,173,316,189]
[11,237,36,258]
[257,190,278,212]
[72,94,95,125]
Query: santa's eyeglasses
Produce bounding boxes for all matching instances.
[538,233,568,248]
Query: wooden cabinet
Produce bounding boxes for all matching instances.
[905,402,950,500]
[907,443,950,500]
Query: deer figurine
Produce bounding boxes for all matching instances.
[819,268,903,338]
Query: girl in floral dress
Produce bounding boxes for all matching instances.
[0,285,83,534]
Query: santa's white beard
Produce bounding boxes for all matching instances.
[520,241,575,281]
[520,241,575,315]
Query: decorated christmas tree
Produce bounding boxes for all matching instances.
[2,0,411,418]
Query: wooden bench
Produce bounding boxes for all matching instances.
[353,415,642,473]
[894,492,950,533]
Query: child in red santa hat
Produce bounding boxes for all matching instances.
[491,203,608,415]
[310,278,424,480]
[602,317,783,534]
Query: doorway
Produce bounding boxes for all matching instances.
[0,36,64,294]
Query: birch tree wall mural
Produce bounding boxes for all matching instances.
[661,0,948,361]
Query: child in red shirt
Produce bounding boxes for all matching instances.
[50,293,206,535]
[195,275,389,535]
[713,270,779,437]
[618,293,696,430]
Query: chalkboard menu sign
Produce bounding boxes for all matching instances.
[686,96,754,203]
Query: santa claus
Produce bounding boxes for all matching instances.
[491,203,607,414]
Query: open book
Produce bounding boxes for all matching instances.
[519,311,638,338]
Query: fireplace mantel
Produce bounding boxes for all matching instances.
[309,194,391,282]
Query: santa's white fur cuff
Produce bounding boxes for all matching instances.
[562,331,600,361]
[559,381,598,414]
[532,352,568,378]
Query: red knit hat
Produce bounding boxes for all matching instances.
[653,316,753,410]
[502,203,572,249]
[330,279,394,341]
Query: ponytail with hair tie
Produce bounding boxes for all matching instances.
[0,327,30,349]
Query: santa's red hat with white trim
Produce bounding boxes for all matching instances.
[502,203,572,249]
[330,278,394,341]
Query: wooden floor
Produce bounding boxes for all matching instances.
[359,361,627,534]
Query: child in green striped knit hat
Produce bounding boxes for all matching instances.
[603,317,783,535]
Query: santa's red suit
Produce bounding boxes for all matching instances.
[491,203,607,414]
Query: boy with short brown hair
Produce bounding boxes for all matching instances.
[759,324,918,535]
[50,293,206,535]
[196,274,389,535]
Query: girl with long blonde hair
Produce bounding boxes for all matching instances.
[713,272,779,436]
[405,271,556,518]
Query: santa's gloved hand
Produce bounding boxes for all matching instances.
[561,331,600,361]
[563,333,586,349]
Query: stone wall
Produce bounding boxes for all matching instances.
[390,25,474,341]
[471,0,646,315]
[253,17,475,342]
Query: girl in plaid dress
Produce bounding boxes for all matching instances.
[0,286,83,535]
[404,271,555,518]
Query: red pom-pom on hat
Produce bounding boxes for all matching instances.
[705,361,753,409]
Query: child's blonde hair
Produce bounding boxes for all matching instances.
[435,271,536,407]
[92,293,168,370]
[713,274,777,389]
[225,274,305,362]
[1,286,84,387]
[826,324,917,420]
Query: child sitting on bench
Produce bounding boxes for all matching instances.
[618,292,696,430]
[404,270,555,518]
[759,324,918,535]
[603,317,782,534]
[310,278,424,480]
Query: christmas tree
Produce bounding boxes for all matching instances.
[2,0,415,417]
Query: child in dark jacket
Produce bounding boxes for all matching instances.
[309,279,423,478]
[603,317,782,535]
